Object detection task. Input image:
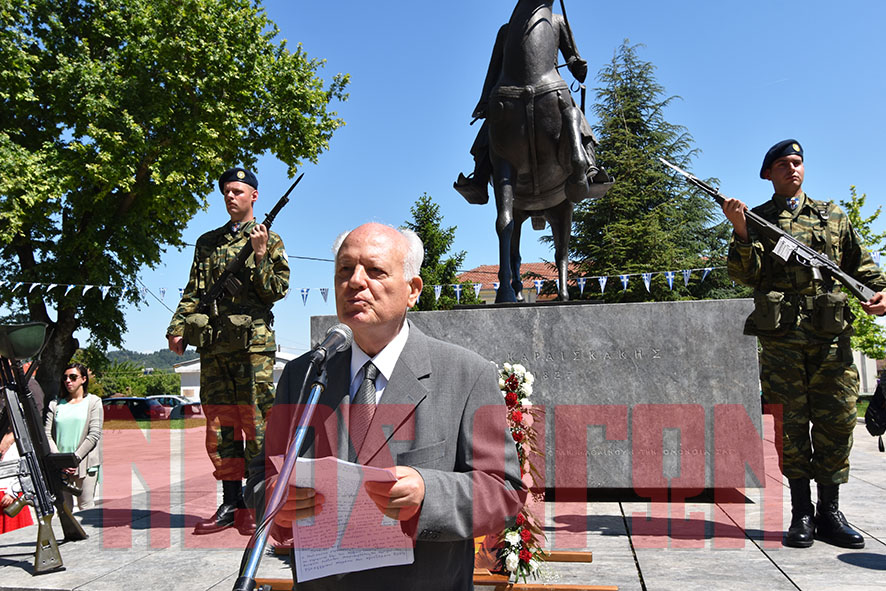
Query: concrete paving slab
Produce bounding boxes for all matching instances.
[3,423,886,590]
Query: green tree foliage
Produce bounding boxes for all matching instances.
[840,186,886,358]
[404,193,481,311]
[570,40,745,302]
[0,0,348,400]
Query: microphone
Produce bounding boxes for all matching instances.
[308,323,353,367]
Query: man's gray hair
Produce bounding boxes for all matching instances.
[332,225,424,280]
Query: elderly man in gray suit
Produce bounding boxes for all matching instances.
[249,222,526,589]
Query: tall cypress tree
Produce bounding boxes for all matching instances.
[570,40,744,302]
[404,193,481,311]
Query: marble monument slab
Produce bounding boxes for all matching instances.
[311,299,764,489]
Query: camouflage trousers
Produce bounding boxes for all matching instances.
[759,335,858,485]
[199,350,275,481]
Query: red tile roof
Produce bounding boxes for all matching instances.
[457,262,579,289]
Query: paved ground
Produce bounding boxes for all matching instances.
[1,417,884,590]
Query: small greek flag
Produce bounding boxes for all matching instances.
[642,273,652,292]
[665,271,675,290]
[534,279,543,295]
[453,284,462,303]
[598,276,608,293]
[620,275,629,291]
[300,288,309,305]
[577,277,587,295]
[682,269,692,287]
[434,285,442,302]
[473,283,482,298]
[702,267,713,282]
[319,287,329,302]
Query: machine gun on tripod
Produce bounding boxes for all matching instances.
[0,322,87,574]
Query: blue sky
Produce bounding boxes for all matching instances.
[116,0,886,354]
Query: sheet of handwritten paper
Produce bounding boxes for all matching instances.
[270,456,415,582]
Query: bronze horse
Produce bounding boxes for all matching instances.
[455,0,611,302]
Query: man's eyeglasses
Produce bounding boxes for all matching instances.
[63,374,81,381]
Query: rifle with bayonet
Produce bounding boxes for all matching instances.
[190,173,303,324]
[0,322,86,574]
[659,158,879,303]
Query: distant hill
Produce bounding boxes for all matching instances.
[106,348,199,372]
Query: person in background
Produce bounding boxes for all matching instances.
[0,426,34,534]
[44,363,103,510]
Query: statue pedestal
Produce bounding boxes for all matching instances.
[311,299,764,489]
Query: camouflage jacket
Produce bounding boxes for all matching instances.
[166,220,290,353]
[728,192,886,340]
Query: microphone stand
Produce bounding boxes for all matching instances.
[233,362,329,591]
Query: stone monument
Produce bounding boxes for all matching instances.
[311,299,765,490]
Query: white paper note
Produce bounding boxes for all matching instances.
[269,456,414,582]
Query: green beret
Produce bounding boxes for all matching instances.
[760,139,803,178]
[218,167,258,191]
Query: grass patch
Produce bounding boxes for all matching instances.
[104,417,205,430]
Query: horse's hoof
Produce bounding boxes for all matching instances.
[495,288,518,304]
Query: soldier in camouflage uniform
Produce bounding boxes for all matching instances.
[166,167,290,535]
[723,140,886,550]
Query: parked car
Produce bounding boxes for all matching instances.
[171,401,203,419]
[102,397,170,420]
[145,395,202,419]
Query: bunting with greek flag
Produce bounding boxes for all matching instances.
[577,277,587,295]
[300,288,309,305]
[534,279,543,295]
[642,273,652,292]
[682,269,692,287]
[434,284,442,302]
[665,271,675,290]
[620,275,629,291]
[473,283,482,299]
[320,287,329,302]
[598,276,607,293]
[453,284,462,303]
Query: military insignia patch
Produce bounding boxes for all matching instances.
[237,170,246,180]
[792,143,800,152]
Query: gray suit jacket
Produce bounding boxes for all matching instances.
[248,323,525,590]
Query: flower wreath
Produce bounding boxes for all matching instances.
[497,362,547,581]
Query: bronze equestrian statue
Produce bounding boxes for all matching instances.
[454,0,611,303]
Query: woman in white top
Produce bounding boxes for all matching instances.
[45,363,103,510]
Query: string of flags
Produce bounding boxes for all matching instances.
[2,250,882,307]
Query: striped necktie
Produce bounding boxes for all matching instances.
[351,362,379,456]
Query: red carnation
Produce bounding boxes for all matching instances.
[515,513,525,526]
[506,375,519,390]
[520,528,532,542]
[511,410,523,423]
[505,392,518,407]
[519,548,532,563]
[512,430,524,442]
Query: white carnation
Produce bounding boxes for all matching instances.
[513,363,526,375]
[499,377,506,389]
[525,372,535,385]
[505,531,521,546]
[523,383,533,396]
[503,362,512,372]
[505,552,520,573]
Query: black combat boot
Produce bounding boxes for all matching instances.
[814,484,865,549]
[194,480,242,535]
[784,478,814,548]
